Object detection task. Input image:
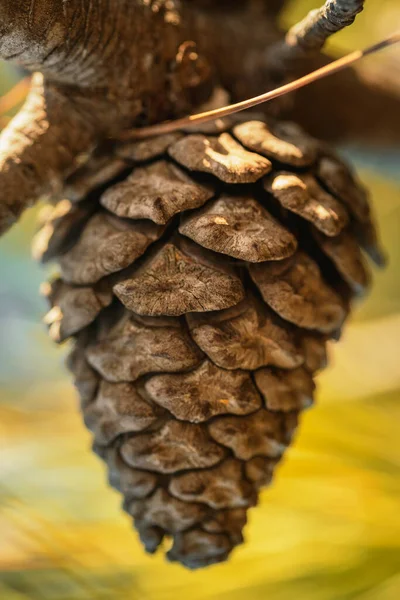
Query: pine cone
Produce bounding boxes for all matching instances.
[34,116,384,569]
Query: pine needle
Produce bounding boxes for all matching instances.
[121,31,400,141]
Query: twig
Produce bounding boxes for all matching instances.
[119,31,400,140]
[270,0,365,69]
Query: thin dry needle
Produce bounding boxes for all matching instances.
[121,31,400,141]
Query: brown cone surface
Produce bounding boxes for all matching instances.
[36,116,383,569]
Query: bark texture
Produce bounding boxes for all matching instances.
[270,0,365,69]
[0,0,399,233]
[0,0,280,233]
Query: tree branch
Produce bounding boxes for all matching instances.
[0,0,398,237]
[0,74,108,232]
[269,0,365,71]
[0,0,213,235]
[189,1,400,148]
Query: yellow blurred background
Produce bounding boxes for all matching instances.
[0,2,399,598]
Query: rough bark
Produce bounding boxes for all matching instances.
[269,0,365,70]
[0,0,282,234]
[0,74,112,230]
[0,0,399,234]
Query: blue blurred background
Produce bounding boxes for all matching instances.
[0,2,399,598]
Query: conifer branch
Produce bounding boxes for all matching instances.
[270,0,365,69]
[0,74,105,232]
[122,32,400,139]
[0,0,399,236]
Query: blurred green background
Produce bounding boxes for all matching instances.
[0,2,399,598]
